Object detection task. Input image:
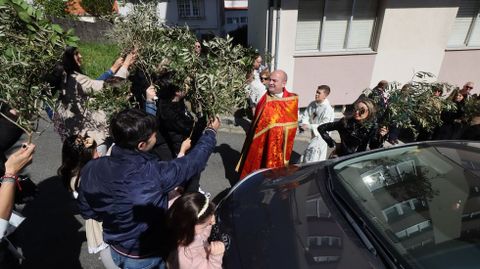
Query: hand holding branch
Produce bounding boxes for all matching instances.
[5,143,36,175]
[207,116,221,131]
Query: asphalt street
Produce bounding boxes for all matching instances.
[7,117,309,268]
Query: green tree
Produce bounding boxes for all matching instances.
[0,0,79,141]
[33,0,68,18]
[109,3,253,118]
[364,72,456,138]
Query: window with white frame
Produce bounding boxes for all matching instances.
[448,0,480,48]
[307,236,342,248]
[395,220,431,239]
[178,0,204,19]
[295,0,379,52]
[382,198,428,222]
[306,197,331,218]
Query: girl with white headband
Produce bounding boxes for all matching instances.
[166,192,225,269]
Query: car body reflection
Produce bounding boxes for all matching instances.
[217,141,480,269]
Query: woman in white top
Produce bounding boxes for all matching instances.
[247,54,267,115]
[54,47,136,156]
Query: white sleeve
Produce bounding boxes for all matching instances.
[114,66,129,79]
[312,106,335,137]
[0,218,8,240]
[300,104,311,124]
[75,73,105,93]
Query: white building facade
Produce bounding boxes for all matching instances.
[224,0,248,33]
[249,0,480,107]
[119,0,225,38]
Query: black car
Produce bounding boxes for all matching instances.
[216,141,480,268]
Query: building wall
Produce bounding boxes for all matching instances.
[438,49,480,93]
[293,54,376,107]
[224,9,248,33]
[370,3,459,87]
[247,0,268,53]
[277,0,299,92]
[174,0,223,35]
[119,1,223,35]
[250,0,480,107]
[225,0,248,9]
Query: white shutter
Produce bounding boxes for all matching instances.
[322,0,352,51]
[447,0,480,47]
[295,0,324,51]
[467,14,480,46]
[348,0,377,49]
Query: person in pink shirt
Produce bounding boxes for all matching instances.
[167,192,225,269]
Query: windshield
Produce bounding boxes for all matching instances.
[333,142,480,268]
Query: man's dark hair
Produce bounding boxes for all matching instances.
[317,85,331,95]
[155,71,180,101]
[110,109,157,150]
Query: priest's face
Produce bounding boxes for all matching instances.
[268,71,286,95]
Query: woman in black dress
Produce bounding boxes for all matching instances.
[317,97,388,157]
[433,89,466,140]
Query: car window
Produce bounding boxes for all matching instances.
[332,142,480,268]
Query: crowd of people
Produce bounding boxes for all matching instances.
[0,42,479,268]
[1,42,225,268]
[243,56,479,167]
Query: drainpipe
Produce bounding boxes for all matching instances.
[273,0,281,70]
[266,0,273,58]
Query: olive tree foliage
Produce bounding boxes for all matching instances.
[364,71,456,138]
[109,3,254,118]
[86,78,134,122]
[464,97,480,121]
[0,0,78,140]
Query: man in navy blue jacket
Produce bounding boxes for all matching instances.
[77,108,219,268]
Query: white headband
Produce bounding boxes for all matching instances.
[197,195,209,218]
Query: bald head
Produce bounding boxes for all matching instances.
[268,70,287,95]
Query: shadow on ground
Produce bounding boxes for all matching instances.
[233,109,251,134]
[14,176,84,269]
[214,143,241,188]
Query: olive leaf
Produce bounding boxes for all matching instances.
[363,71,457,138]
[0,0,78,140]
[108,3,255,118]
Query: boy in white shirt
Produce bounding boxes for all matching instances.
[299,85,335,162]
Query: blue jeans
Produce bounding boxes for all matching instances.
[110,248,166,269]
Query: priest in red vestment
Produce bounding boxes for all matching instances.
[236,70,299,180]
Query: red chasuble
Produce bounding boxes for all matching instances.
[236,89,298,180]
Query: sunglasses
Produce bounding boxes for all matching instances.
[260,77,270,81]
[466,86,473,89]
[354,107,367,116]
